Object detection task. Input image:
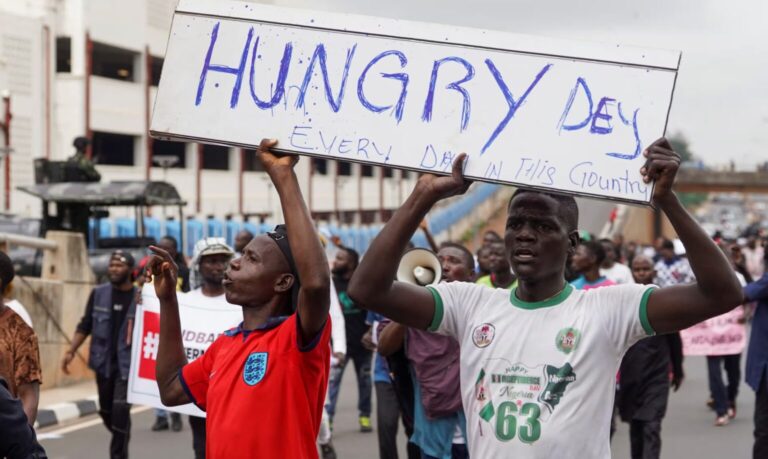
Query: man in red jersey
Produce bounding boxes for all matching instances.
[148,139,331,459]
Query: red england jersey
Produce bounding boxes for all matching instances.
[180,314,331,458]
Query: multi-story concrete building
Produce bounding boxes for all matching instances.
[0,0,419,226]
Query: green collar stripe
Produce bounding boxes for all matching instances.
[509,284,574,310]
[426,286,444,332]
[639,287,656,336]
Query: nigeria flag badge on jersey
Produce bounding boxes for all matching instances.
[243,352,268,386]
[555,328,581,354]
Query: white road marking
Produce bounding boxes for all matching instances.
[39,406,152,439]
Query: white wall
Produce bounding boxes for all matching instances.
[146,0,177,55]
[0,0,53,18]
[91,77,146,135]
[311,174,335,213]
[0,11,51,215]
[361,176,379,209]
[53,77,85,160]
[86,0,148,52]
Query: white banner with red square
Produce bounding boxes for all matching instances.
[127,286,242,416]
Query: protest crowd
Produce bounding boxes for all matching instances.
[0,136,766,459]
[0,2,766,458]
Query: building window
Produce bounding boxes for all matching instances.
[312,158,328,175]
[383,167,393,178]
[311,211,333,222]
[361,164,374,177]
[93,132,135,166]
[56,37,71,73]
[92,42,138,82]
[339,211,356,224]
[402,170,411,179]
[361,210,378,224]
[152,140,186,168]
[150,56,164,86]
[337,161,351,176]
[201,145,230,170]
[242,149,265,172]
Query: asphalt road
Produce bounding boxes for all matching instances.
[39,354,755,458]
[612,354,754,458]
[38,360,409,459]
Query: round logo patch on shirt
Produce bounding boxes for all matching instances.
[555,327,581,354]
[243,352,268,386]
[472,323,496,348]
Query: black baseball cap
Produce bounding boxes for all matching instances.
[110,250,135,268]
[267,225,300,311]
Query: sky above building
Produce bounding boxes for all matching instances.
[270,0,767,169]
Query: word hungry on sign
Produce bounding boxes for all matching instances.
[151,0,680,204]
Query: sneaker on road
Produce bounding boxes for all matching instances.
[715,415,729,426]
[151,416,170,431]
[359,416,372,433]
[170,412,183,432]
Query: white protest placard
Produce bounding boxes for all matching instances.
[127,287,242,415]
[151,0,680,204]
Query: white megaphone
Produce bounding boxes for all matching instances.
[397,248,442,286]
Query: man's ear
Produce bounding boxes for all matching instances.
[567,230,580,257]
[274,273,295,294]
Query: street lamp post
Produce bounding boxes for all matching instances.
[0,90,12,211]
[260,175,274,220]
[152,155,180,220]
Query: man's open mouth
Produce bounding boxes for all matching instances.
[513,248,537,262]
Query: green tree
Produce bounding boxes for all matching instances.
[668,133,694,162]
[667,132,707,208]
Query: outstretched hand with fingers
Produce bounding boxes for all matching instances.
[640,137,681,203]
[417,153,473,202]
[146,245,179,302]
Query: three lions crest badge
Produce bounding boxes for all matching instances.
[243,352,268,386]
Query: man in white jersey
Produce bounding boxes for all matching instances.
[599,238,634,285]
[186,237,236,459]
[348,137,744,458]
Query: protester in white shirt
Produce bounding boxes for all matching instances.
[186,238,236,459]
[599,238,634,285]
[347,139,743,458]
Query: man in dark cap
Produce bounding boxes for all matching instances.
[62,250,137,459]
[148,139,331,458]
